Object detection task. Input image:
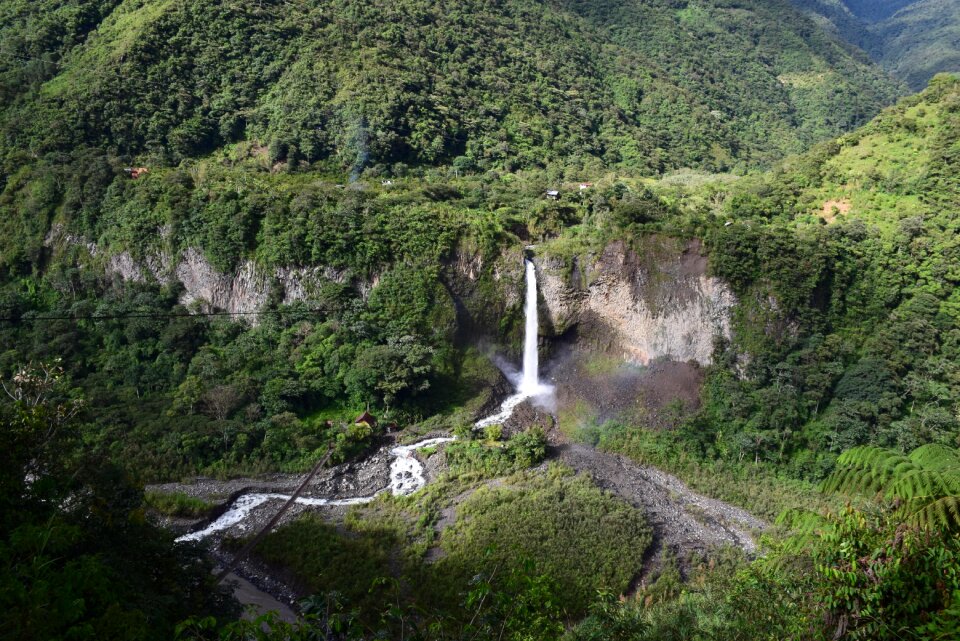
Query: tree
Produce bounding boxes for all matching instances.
[0,362,231,640]
[345,337,434,413]
[774,444,960,639]
[172,374,205,415]
[1,360,82,498]
[506,429,548,468]
[203,384,242,422]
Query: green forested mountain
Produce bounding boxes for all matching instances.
[2,1,960,640]
[872,0,960,90]
[0,0,899,176]
[843,0,915,22]
[790,0,960,89]
[557,69,960,641]
[789,0,872,48]
[691,73,960,473]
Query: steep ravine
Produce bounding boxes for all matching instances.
[151,433,767,617]
[79,232,749,615]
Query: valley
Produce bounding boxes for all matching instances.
[147,259,762,619]
[2,2,960,640]
[791,0,960,89]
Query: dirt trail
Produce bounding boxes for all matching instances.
[553,444,766,570]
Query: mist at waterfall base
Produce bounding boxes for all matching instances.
[475,260,554,429]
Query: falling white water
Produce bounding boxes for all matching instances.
[476,258,552,428]
[520,260,540,394]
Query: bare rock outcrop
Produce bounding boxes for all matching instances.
[44,227,367,320]
[442,243,525,343]
[536,238,734,366]
[106,251,146,282]
[175,254,358,314]
[176,249,270,314]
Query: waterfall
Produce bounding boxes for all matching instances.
[475,257,552,428]
[520,259,539,393]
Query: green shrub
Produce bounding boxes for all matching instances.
[144,492,215,518]
[438,466,652,615]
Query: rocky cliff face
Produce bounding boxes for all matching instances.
[44,225,363,318]
[46,227,733,361]
[172,249,357,314]
[160,254,359,315]
[173,250,271,315]
[535,238,734,366]
[441,242,525,346]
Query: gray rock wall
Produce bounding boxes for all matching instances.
[536,238,734,366]
[170,253,361,316]
[45,226,733,361]
[44,225,363,320]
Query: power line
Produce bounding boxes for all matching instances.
[0,308,335,324]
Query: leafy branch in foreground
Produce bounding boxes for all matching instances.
[823,444,960,532]
[770,444,960,640]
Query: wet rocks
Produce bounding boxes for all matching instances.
[502,399,556,437]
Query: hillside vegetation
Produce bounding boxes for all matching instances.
[789,0,873,49]
[872,0,960,90]
[2,2,960,639]
[0,0,907,484]
[843,0,915,22]
[0,0,899,176]
[666,74,960,477]
[790,0,960,89]
[1,74,958,485]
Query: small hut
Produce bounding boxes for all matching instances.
[354,411,378,428]
[124,167,150,179]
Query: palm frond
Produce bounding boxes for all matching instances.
[823,446,913,495]
[776,508,832,554]
[908,443,960,472]
[889,469,960,502]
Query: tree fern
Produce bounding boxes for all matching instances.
[909,444,960,471]
[823,444,960,532]
[775,508,831,555]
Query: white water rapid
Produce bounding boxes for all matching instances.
[177,437,455,543]
[476,259,552,428]
[177,493,373,543]
[388,437,456,495]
